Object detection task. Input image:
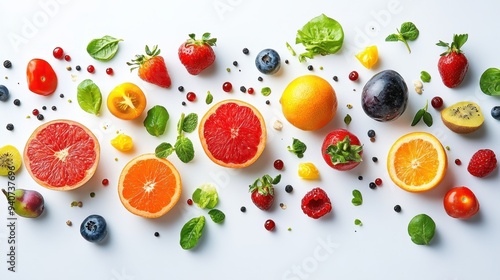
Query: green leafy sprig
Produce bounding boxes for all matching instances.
[411,101,433,127]
[155,112,197,163]
[287,138,307,158]
[385,22,419,53]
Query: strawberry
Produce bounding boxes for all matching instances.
[301,187,332,219]
[321,129,363,171]
[127,45,171,88]
[436,34,469,88]
[467,149,497,178]
[178,33,217,75]
[249,174,280,210]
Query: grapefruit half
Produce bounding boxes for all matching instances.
[24,119,100,191]
[199,99,267,168]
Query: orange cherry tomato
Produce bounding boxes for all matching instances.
[26,58,58,96]
[443,186,480,219]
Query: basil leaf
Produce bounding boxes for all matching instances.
[86,35,123,61]
[480,68,500,95]
[423,112,433,127]
[408,214,436,245]
[155,142,174,158]
[182,113,198,133]
[411,109,425,126]
[192,183,218,209]
[400,22,419,41]
[351,189,363,206]
[76,79,102,115]
[175,136,194,163]
[420,71,431,83]
[180,216,206,250]
[295,14,344,61]
[205,91,213,104]
[144,105,169,136]
[208,209,225,224]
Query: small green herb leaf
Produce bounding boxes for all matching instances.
[385,22,419,53]
[422,112,433,127]
[261,87,272,96]
[479,68,500,95]
[408,214,436,245]
[182,113,198,133]
[411,101,432,127]
[180,216,206,250]
[344,114,352,125]
[354,219,363,226]
[351,189,363,206]
[205,91,213,104]
[155,142,174,158]
[86,35,123,61]
[286,42,297,56]
[385,34,400,42]
[420,71,431,83]
[144,105,169,136]
[192,183,219,209]
[208,209,225,224]
[76,79,102,115]
[175,136,195,163]
[411,109,425,126]
[287,138,307,158]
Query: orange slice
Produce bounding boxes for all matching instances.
[118,154,182,218]
[387,132,447,192]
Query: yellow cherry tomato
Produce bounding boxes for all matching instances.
[111,134,134,152]
[355,45,379,69]
[298,162,320,180]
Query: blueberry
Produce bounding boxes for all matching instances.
[80,214,107,243]
[255,48,281,75]
[0,85,9,101]
[491,106,500,120]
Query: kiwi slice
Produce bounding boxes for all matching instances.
[441,101,484,134]
[0,145,22,175]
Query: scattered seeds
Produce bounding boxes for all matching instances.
[90,192,95,198]
[280,203,287,210]
[273,120,283,131]
[66,220,72,226]
[346,104,353,109]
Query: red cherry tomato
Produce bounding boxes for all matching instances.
[443,186,479,219]
[26,58,58,96]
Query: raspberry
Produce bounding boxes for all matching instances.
[467,149,497,178]
[301,187,332,219]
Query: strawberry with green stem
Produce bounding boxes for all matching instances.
[127,45,171,88]
[249,174,281,210]
[178,33,217,75]
[437,34,469,88]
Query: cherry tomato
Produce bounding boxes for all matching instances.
[443,186,479,219]
[26,58,58,96]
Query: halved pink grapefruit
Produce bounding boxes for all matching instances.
[24,119,100,191]
[199,99,266,168]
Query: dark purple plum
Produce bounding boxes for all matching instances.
[361,70,408,122]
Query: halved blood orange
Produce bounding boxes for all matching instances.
[387,132,447,192]
[24,119,100,191]
[199,99,267,168]
[118,154,182,218]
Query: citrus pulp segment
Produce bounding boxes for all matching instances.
[23,119,100,191]
[118,154,182,218]
[199,99,267,168]
[387,132,447,192]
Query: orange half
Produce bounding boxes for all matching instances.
[118,154,182,218]
[387,132,447,192]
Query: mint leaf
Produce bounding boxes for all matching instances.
[287,138,307,158]
[192,183,219,209]
[408,214,436,245]
[144,105,169,136]
[208,209,225,224]
[180,216,206,250]
[155,142,174,158]
[77,79,102,115]
[386,22,419,53]
[175,136,194,163]
[351,189,363,206]
[182,113,198,133]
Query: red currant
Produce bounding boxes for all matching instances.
[106,68,114,75]
[186,92,197,102]
[273,159,284,170]
[222,82,233,92]
[247,87,255,94]
[187,199,193,205]
[455,159,462,166]
[101,179,109,186]
[32,109,39,116]
[64,55,71,62]
[348,71,359,81]
[375,178,383,186]
[53,47,64,59]
[87,65,95,73]
[264,219,276,231]
[431,96,444,109]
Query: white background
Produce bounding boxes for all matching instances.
[0,0,499,279]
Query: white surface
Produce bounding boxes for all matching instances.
[0,0,499,279]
